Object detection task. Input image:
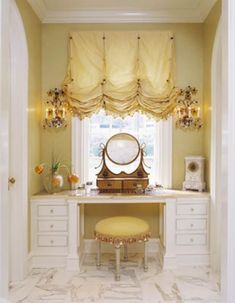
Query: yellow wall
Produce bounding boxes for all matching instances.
[203,1,221,188]
[41,23,205,237]
[16,0,42,247]
[15,1,221,239]
[41,23,204,189]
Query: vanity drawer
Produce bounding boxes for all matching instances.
[123,180,148,189]
[38,220,68,232]
[37,205,67,217]
[176,219,207,231]
[176,234,207,246]
[37,235,67,247]
[176,204,207,216]
[97,180,122,189]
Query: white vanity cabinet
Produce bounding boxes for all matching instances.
[30,198,69,268]
[175,197,209,265]
[30,191,210,270]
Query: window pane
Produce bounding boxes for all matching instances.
[88,110,158,184]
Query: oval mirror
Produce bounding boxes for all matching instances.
[106,133,140,165]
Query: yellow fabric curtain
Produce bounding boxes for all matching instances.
[63,31,178,119]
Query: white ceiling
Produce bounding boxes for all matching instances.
[27,0,217,23]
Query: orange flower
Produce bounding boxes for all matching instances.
[67,174,79,184]
[34,164,44,175]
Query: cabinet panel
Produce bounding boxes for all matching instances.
[37,235,67,247]
[38,205,67,217]
[176,234,207,246]
[176,219,207,231]
[38,220,67,232]
[176,204,207,215]
[97,180,122,190]
[123,180,148,190]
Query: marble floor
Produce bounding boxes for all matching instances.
[9,253,221,303]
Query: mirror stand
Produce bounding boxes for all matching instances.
[96,133,149,193]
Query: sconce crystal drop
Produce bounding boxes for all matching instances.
[175,86,202,130]
[43,88,68,129]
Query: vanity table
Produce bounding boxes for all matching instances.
[30,190,210,271]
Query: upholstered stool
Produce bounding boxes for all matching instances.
[94,216,150,281]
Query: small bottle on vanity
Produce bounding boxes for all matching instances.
[85,181,93,195]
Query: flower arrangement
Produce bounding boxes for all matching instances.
[34,159,79,193]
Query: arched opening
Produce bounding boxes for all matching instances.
[9,0,28,282]
[210,19,222,276]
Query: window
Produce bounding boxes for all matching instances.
[87,110,158,184]
[72,113,172,188]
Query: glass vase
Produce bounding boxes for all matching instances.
[43,171,64,194]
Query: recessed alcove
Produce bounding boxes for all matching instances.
[4,0,235,301]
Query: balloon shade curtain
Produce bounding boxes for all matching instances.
[63,31,178,119]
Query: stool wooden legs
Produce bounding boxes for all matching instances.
[124,244,128,261]
[96,241,101,267]
[115,245,121,281]
[144,240,148,272]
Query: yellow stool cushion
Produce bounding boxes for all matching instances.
[94,216,150,245]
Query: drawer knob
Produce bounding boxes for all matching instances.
[50,209,54,213]
[50,240,54,244]
[190,238,194,242]
[191,208,194,212]
[50,224,54,229]
[190,224,194,228]
[107,183,112,187]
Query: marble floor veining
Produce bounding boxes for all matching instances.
[9,253,221,303]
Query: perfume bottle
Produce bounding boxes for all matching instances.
[85,181,93,194]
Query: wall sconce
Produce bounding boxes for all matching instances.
[43,88,68,129]
[175,86,202,130]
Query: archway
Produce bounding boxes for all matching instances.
[210,19,222,275]
[9,0,28,282]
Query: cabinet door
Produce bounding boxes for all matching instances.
[176,219,207,231]
[176,234,207,246]
[37,235,67,247]
[38,220,68,232]
[176,204,207,215]
[97,180,122,190]
[123,180,148,190]
[38,205,67,217]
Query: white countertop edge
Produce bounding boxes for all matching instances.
[30,189,210,203]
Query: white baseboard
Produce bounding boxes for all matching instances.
[176,253,210,266]
[28,238,160,271]
[28,253,67,271]
[28,238,210,271]
[83,238,160,254]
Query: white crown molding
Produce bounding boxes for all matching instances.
[27,0,217,23]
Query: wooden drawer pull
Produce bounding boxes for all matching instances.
[50,240,54,244]
[50,224,54,229]
[190,238,194,242]
[50,209,54,213]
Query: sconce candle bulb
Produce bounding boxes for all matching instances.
[197,107,200,118]
[43,88,68,129]
[45,108,49,119]
[175,86,202,130]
